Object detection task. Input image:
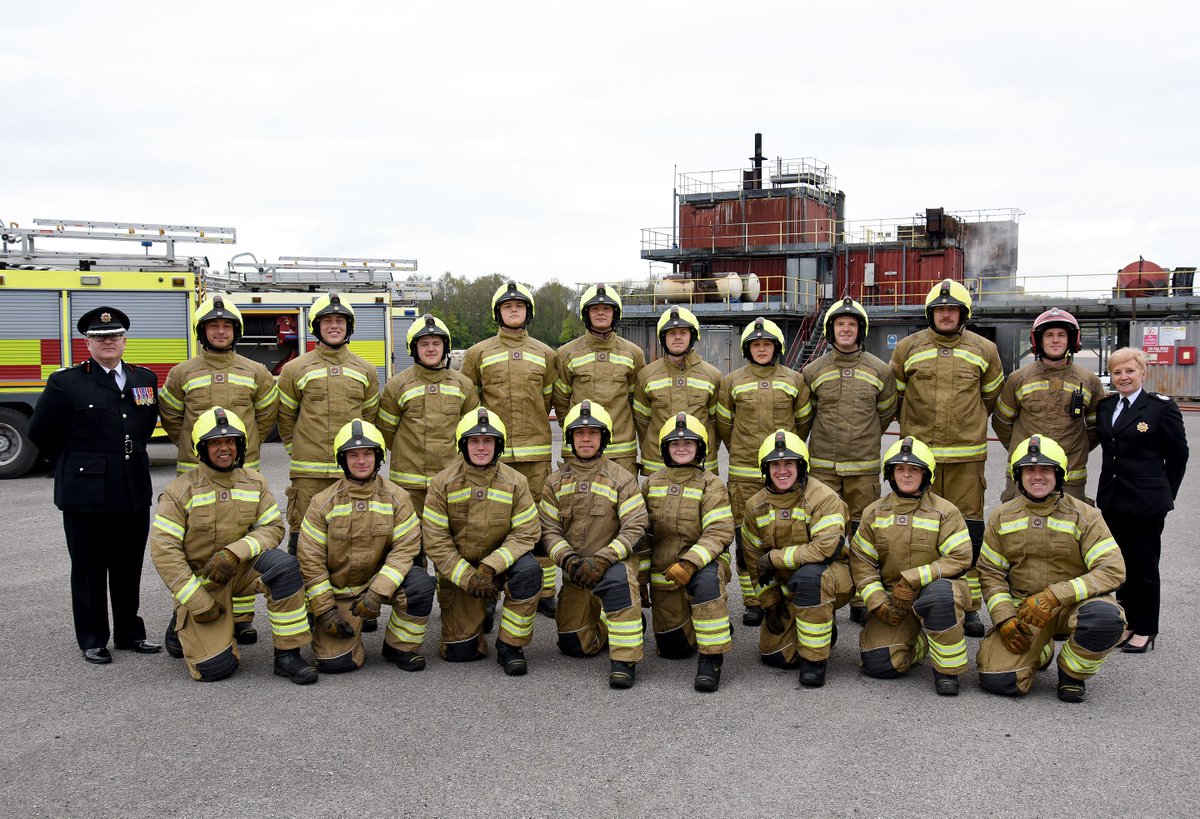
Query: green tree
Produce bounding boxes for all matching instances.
[530,280,582,349]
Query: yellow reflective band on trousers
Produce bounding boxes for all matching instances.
[231,595,256,615]
[1059,641,1106,677]
[387,612,426,645]
[603,612,644,648]
[796,618,833,649]
[966,574,982,603]
[269,606,310,637]
[926,637,968,671]
[693,615,731,648]
[500,605,535,639]
[542,563,557,592]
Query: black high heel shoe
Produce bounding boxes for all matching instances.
[1115,631,1134,649]
[1121,635,1156,653]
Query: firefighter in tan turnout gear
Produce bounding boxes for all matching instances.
[992,308,1103,502]
[377,314,479,515]
[150,408,317,684]
[461,282,558,616]
[540,401,649,688]
[553,283,645,477]
[802,297,897,625]
[977,436,1126,702]
[633,306,721,475]
[716,317,813,627]
[740,431,853,688]
[849,437,972,696]
[422,408,542,675]
[159,295,279,646]
[890,279,1004,637]
[643,413,735,692]
[297,420,436,673]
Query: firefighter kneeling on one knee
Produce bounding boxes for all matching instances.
[976,435,1127,702]
[643,413,734,692]
[539,400,649,689]
[741,430,853,689]
[422,408,542,675]
[150,408,317,684]
[849,437,973,696]
[296,419,436,674]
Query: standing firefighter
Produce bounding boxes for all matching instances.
[633,306,721,475]
[849,437,973,696]
[277,293,380,556]
[976,436,1126,702]
[377,314,478,515]
[553,283,646,477]
[741,431,853,688]
[297,420,435,673]
[540,401,649,688]
[716,317,813,626]
[461,282,558,616]
[992,308,1103,501]
[422,408,542,675]
[150,408,318,684]
[802,297,897,624]
[890,279,1004,637]
[159,295,279,646]
[643,413,735,692]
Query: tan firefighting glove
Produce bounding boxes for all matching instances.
[351,589,388,620]
[1016,588,1060,629]
[467,564,499,599]
[755,552,776,586]
[201,548,240,586]
[764,599,790,635]
[561,553,584,584]
[998,617,1034,654]
[576,554,612,589]
[317,608,355,638]
[891,579,917,611]
[663,560,697,587]
[873,600,908,626]
[193,599,223,624]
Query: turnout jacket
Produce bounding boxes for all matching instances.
[890,328,1004,463]
[849,490,972,612]
[150,464,285,617]
[632,351,721,473]
[992,359,1103,486]
[461,331,556,463]
[422,459,540,589]
[297,475,422,616]
[377,364,479,490]
[553,332,646,463]
[540,454,648,565]
[643,467,734,575]
[802,347,897,476]
[977,492,1126,625]
[159,349,279,471]
[715,362,813,483]
[277,345,380,479]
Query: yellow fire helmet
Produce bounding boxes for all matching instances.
[658,411,708,468]
[924,278,972,332]
[334,419,386,479]
[757,429,810,489]
[823,296,868,348]
[563,399,613,457]
[656,305,701,353]
[194,295,244,350]
[882,436,937,496]
[740,316,786,364]
[491,281,536,329]
[310,291,356,344]
[192,406,247,469]
[456,407,508,468]
[1008,434,1068,497]
[580,283,623,330]
[406,313,452,368]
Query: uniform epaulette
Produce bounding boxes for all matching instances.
[127,362,155,374]
[1154,392,1171,401]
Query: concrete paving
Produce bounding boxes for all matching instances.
[1,418,1198,817]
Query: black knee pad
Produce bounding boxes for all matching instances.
[979,670,1023,696]
[253,550,303,599]
[557,631,590,657]
[913,578,957,632]
[760,649,798,669]
[861,646,900,679]
[401,570,436,618]
[595,563,633,612]
[1074,600,1125,652]
[786,563,826,607]
[686,561,722,604]
[443,638,484,663]
[195,646,239,682]
[505,554,542,600]
[316,651,360,674]
[655,626,696,659]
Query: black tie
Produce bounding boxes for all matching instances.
[1116,396,1130,423]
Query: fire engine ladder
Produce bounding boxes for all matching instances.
[0,218,235,270]
[785,298,827,369]
[213,253,419,292]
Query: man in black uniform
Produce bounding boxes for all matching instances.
[29,306,163,664]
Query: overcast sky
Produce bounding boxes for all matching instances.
[5,1,1197,293]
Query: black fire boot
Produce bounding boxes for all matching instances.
[496,641,528,676]
[609,660,636,689]
[742,606,764,627]
[1057,669,1086,703]
[963,610,985,638]
[273,648,318,685]
[798,658,827,688]
[382,643,426,672]
[361,618,378,633]
[233,622,258,645]
[694,654,722,692]
[537,596,558,619]
[933,669,960,696]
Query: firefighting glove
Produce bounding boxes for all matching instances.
[998,617,1034,654]
[467,564,499,599]
[873,601,908,626]
[193,599,223,624]
[1016,588,1061,630]
[201,548,240,586]
[316,608,355,639]
[891,579,917,611]
[663,560,697,587]
[576,554,612,589]
[351,589,388,620]
[755,552,776,586]
[561,553,584,584]
[764,599,789,635]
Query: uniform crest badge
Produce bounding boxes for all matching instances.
[842,368,854,378]
[355,500,367,512]
[1032,517,1044,529]
[598,352,608,362]
[213,373,225,384]
[896,514,908,526]
[512,351,522,360]
[578,481,590,493]
[100,312,112,323]
[759,380,770,390]
[780,509,792,520]
[668,484,680,495]
[939,348,951,357]
[428,384,439,394]
[474,488,485,500]
[676,377,686,387]
[218,490,230,503]
[1137,421,1149,432]
[329,366,341,377]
